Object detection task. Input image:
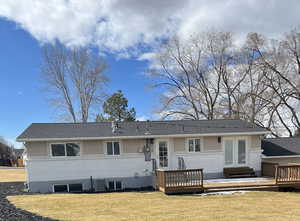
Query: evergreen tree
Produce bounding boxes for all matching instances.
[96,90,136,122]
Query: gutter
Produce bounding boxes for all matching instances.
[16,131,269,142]
[262,155,300,158]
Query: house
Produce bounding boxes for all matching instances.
[16,119,268,193]
[262,137,300,164]
[12,148,25,167]
[13,148,24,159]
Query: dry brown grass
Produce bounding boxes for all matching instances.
[0,168,26,182]
[8,191,300,221]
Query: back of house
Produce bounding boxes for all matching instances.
[17,119,268,193]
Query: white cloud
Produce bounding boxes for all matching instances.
[137,52,156,61]
[4,138,23,148]
[1,0,300,57]
[136,116,149,121]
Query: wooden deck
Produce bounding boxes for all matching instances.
[156,169,203,194]
[156,164,300,194]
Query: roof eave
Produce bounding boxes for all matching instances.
[262,155,300,158]
[16,130,269,142]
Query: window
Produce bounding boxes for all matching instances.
[53,184,83,193]
[51,143,80,157]
[224,140,234,165]
[106,141,120,155]
[108,181,115,190]
[69,184,83,193]
[159,141,168,167]
[108,181,123,191]
[53,184,68,193]
[66,143,80,156]
[187,138,201,152]
[51,144,65,157]
[238,140,246,164]
[115,181,122,190]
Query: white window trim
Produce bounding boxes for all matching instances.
[185,137,203,152]
[49,142,82,158]
[52,183,83,193]
[105,140,122,156]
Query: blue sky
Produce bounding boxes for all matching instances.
[1,1,299,147]
[0,19,161,147]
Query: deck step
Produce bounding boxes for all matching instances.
[226,174,257,178]
[223,167,256,178]
[205,185,279,193]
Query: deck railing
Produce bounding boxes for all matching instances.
[156,169,204,193]
[275,164,300,184]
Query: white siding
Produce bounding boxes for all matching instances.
[26,135,263,183]
[170,150,261,173]
[26,155,152,182]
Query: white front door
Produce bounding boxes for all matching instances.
[224,137,247,167]
[156,140,169,169]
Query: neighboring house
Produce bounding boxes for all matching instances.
[16,119,268,193]
[13,148,24,159]
[13,148,25,167]
[262,137,300,164]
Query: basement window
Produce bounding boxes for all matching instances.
[115,181,122,190]
[51,143,80,157]
[68,184,83,193]
[53,184,68,193]
[106,141,120,155]
[108,181,115,190]
[53,184,83,193]
[108,181,123,191]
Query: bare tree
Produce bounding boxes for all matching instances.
[150,29,300,137]
[42,44,108,122]
[248,30,300,136]
[149,34,223,120]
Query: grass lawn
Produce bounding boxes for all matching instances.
[8,191,300,221]
[0,168,26,182]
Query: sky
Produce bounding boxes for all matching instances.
[1,0,300,147]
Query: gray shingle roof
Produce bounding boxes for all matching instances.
[17,119,268,141]
[262,137,300,156]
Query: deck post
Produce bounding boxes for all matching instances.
[200,169,203,188]
[275,165,278,184]
[163,170,166,190]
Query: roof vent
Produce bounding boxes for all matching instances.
[145,120,151,135]
[112,121,118,133]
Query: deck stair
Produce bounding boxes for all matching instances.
[223,167,256,178]
[204,184,279,193]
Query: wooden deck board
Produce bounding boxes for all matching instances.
[204,179,276,189]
